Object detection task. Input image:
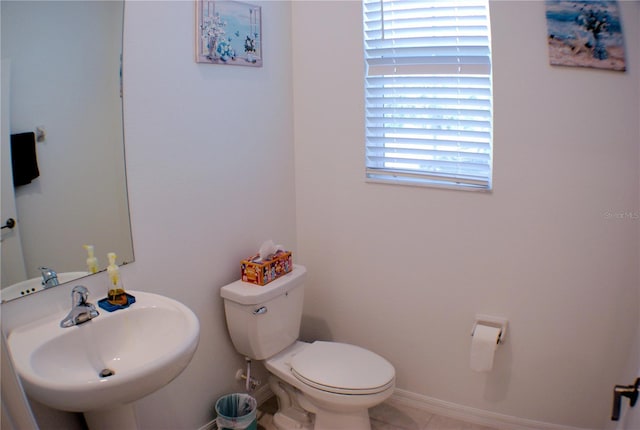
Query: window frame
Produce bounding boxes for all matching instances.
[363,0,494,191]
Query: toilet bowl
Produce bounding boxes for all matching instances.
[220,265,395,430]
[266,341,394,429]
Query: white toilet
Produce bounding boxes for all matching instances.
[220,265,395,430]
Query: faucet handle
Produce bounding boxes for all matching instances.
[39,266,57,277]
[60,286,99,328]
[71,285,89,306]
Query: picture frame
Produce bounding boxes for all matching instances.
[195,0,262,67]
[545,0,626,72]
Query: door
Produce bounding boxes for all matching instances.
[1,60,28,287]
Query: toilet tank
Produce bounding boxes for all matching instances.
[220,265,307,360]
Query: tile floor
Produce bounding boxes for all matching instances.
[256,397,499,430]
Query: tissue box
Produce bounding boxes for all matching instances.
[241,250,292,285]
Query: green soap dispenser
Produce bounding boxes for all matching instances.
[106,252,127,306]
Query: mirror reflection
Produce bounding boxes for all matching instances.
[1,0,133,302]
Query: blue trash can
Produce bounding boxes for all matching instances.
[215,393,257,430]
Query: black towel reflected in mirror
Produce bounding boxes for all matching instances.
[10,132,40,187]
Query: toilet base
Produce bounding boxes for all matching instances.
[273,410,313,430]
[304,404,370,430]
[269,375,372,430]
[314,412,370,430]
[269,376,313,430]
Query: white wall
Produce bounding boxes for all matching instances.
[292,1,639,429]
[121,1,294,428]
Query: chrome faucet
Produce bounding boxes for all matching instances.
[38,267,59,289]
[60,286,99,328]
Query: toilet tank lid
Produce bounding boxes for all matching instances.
[220,265,307,305]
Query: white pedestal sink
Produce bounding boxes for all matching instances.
[6,290,200,430]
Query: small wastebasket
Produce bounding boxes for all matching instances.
[215,393,257,430]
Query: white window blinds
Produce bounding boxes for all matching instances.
[363,0,493,190]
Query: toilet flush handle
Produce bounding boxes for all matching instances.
[253,306,267,315]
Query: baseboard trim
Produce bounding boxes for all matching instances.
[197,418,217,430]
[200,385,590,430]
[253,383,275,406]
[389,389,589,430]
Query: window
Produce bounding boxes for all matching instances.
[363,0,493,190]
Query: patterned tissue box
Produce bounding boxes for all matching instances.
[241,250,292,285]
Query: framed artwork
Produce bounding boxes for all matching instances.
[196,0,262,67]
[546,1,626,72]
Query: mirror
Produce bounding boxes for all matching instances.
[0,0,133,301]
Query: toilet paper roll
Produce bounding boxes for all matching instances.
[470,324,500,372]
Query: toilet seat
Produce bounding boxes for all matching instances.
[290,341,395,395]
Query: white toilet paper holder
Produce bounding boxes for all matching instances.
[471,314,508,345]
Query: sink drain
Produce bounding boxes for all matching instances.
[99,368,115,378]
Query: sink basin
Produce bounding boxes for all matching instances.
[1,272,89,302]
[6,290,199,414]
